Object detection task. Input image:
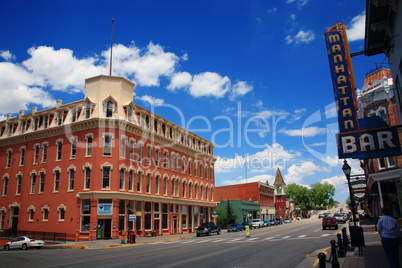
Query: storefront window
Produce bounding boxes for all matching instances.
[194,206,198,228]
[136,201,142,231]
[162,203,168,229]
[144,202,152,230]
[182,205,187,229]
[154,203,160,231]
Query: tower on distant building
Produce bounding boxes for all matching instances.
[274,168,286,220]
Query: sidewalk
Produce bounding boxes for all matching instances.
[45,231,196,249]
[311,217,400,268]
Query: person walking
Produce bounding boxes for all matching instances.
[377,206,401,268]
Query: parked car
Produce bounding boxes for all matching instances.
[196,222,221,237]
[274,218,283,225]
[4,236,44,251]
[334,213,348,223]
[318,213,325,219]
[227,224,243,232]
[252,219,264,228]
[264,221,271,227]
[269,220,277,226]
[284,218,292,223]
[240,221,252,230]
[322,216,338,230]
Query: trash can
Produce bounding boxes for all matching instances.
[349,226,365,247]
[96,228,102,239]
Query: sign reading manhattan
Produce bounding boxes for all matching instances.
[325,23,401,159]
[325,23,359,133]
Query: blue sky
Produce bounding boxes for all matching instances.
[0,1,389,203]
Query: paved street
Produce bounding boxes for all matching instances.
[1,218,346,268]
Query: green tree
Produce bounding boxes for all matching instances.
[310,182,335,207]
[285,184,313,214]
[226,200,237,224]
[216,207,227,227]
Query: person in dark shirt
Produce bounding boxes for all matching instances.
[377,206,401,268]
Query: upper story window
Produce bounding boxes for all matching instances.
[138,142,143,162]
[121,136,127,159]
[6,149,12,168]
[33,144,40,164]
[54,169,60,192]
[85,102,93,119]
[84,166,91,190]
[85,133,93,157]
[16,173,22,195]
[2,175,9,196]
[20,147,26,166]
[42,142,48,163]
[21,121,26,134]
[146,145,152,165]
[30,172,37,194]
[127,106,132,122]
[106,100,114,118]
[68,167,75,191]
[102,166,111,189]
[103,133,114,156]
[163,151,168,169]
[70,138,77,159]
[155,148,160,167]
[44,115,49,129]
[56,139,63,161]
[39,171,45,194]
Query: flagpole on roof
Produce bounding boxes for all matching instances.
[110,17,115,76]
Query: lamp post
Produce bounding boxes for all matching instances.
[342,159,356,226]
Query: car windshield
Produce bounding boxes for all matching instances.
[200,223,209,227]
[334,213,343,216]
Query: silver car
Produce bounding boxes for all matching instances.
[4,236,44,251]
[334,213,348,223]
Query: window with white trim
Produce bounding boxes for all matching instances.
[155,175,160,195]
[2,175,8,196]
[137,171,143,192]
[84,166,91,190]
[54,169,60,192]
[16,174,22,195]
[68,168,75,191]
[146,173,151,193]
[6,149,12,168]
[163,176,168,195]
[39,171,45,193]
[20,147,26,166]
[128,170,134,191]
[129,140,135,160]
[86,134,93,157]
[120,168,125,190]
[42,143,48,163]
[104,135,112,156]
[30,172,37,194]
[102,166,111,189]
[33,144,40,164]
[56,139,63,161]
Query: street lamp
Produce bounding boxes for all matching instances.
[342,159,356,225]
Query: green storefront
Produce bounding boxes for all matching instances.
[217,198,261,224]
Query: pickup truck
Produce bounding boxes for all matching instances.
[196,222,221,237]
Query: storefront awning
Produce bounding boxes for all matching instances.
[368,168,402,188]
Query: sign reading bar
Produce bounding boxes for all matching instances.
[337,126,401,159]
[325,23,359,133]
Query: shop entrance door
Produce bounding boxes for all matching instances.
[97,219,112,239]
[172,216,178,234]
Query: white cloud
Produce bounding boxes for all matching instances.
[189,72,230,98]
[0,61,56,113]
[284,161,321,184]
[346,11,366,42]
[137,95,164,106]
[0,50,15,61]
[215,143,300,173]
[23,46,103,92]
[267,8,277,13]
[229,81,253,100]
[294,30,315,43]
[167,72,192,91]
[223,174,275,186]
[108,42,179,87]
[279,126,327,137]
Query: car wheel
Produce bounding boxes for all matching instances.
[217,229,221,235]
[322,226,326,230]
[207,230,211,236]
[196,233,200,237]
[335,226,338,230]
[22,244,28,250]
[4,244,10,251]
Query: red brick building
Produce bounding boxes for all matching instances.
[215,181,276,221]
[273,168,286,220]
[0,75,217,241]
[357,68,402,219]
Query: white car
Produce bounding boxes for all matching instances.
[334,213,348,223]
[4,236,44,251]
[251,219,264,228]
